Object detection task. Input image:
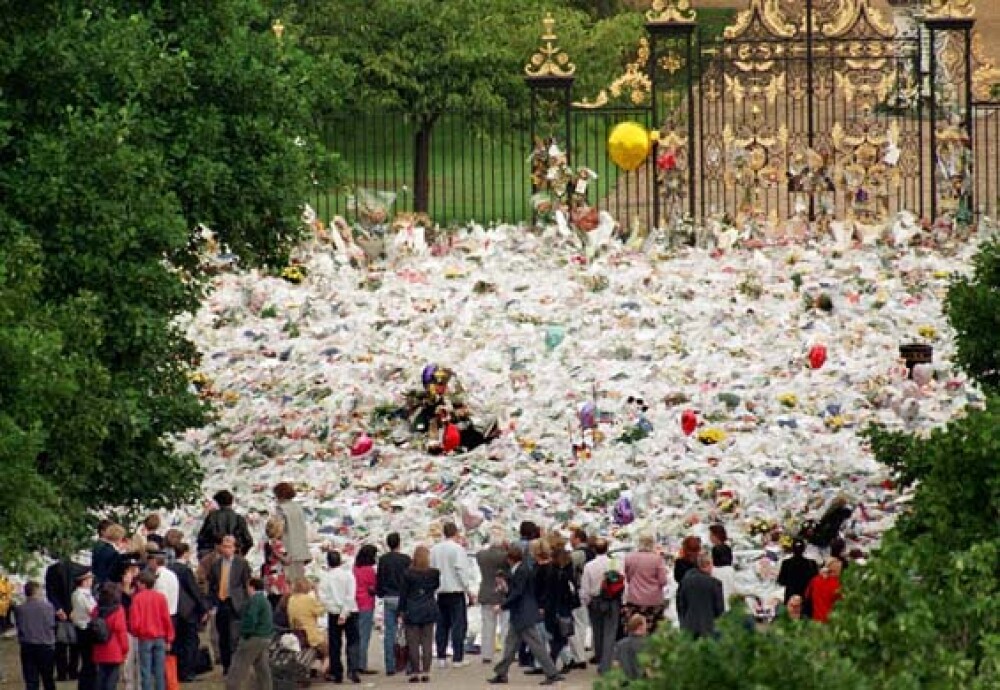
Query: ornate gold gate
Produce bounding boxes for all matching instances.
[525,1,997,228]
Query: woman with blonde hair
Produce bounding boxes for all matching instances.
[287,578,329,671]
[623,533,668,633]
[398,546,440,682]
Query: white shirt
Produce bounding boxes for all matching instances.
[317,566,357,615]
[154,566,180,616]
[71,588,97,629]
[430,539,472,595]
[580,554,611,606]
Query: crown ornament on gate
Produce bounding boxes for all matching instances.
[924,0,976,19]
[646,0,697,24]
[525,13,576,79]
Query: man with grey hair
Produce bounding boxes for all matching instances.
[676,552,724,638]
[16,581,57,690]
[476,529,510,665]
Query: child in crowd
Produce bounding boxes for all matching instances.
[612,613,649,681]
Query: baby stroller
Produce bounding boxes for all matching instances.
[269,629,317,690]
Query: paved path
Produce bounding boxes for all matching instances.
[0,635,602,689]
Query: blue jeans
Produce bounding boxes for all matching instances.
[357,609,374,671]
[382,598,400,674]
[137,639,165,690]
[96,663,121,690]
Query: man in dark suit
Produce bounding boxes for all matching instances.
[487,546,564,686]
[677,553,725,639]
[44,558,85,681]
[207,535,250,675]
[170,543,210,681]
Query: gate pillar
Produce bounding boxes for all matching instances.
[646,1,698,224]
[525,12,575,179]
[924,2,976,221]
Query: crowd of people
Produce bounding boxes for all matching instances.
[6,483,846,690]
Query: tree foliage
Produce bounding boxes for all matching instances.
[945,240,1000,393]
[291,0,647,211]
[0,0,333,566]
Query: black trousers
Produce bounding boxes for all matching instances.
[216,601,240,673]
[77,633,96,690]
[55,641,80,680]
[20,643,56,690]
[173,614,200,680]
[327,613,360,681]
[435,592,468,663]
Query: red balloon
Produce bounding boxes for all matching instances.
[681,409,698,436]
[442,424,461,452]
[808,344,827,370]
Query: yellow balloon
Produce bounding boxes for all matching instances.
[608,122,652,171]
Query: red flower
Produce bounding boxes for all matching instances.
[657,150,677,172]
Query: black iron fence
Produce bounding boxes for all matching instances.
[313,110,535,226]
[973,103,1000,219]
[316,4,1000,230]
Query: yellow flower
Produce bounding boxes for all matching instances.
[189,371,210,387]
[697,428,727,445]
[281,266,306,284]
[825,415,845,431]
[778,392,798,408]
[917,325,937,340]
[222,390,240,405]
[933,270,950,279]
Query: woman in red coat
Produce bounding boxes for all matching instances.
[92,583,129,690]
[804,558,842,623]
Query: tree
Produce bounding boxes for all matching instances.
[0,0,333,564]
[297,0,541,212]
[945,240,1000,393]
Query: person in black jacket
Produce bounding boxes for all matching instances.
[377,533,411,676]
[398,546,440,682]
[44,557,86,682]
[91,524,125,588]
[538,540,579,673]
[169,543,209,682]
[196,490,254,558]
[677,554,725,639]
[487,546,563,686]
[777,539,819,604]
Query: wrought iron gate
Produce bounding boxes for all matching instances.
[525,0,999,229]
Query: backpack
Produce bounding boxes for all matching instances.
[600,561,625,601]
[88,614,111,644]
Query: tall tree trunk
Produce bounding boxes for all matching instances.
[413,117,436,213]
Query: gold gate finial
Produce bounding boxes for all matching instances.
[924,0,976,19]
[647,0,697,24]
[525,12,576,78]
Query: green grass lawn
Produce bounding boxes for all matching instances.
[314,9,734,226]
